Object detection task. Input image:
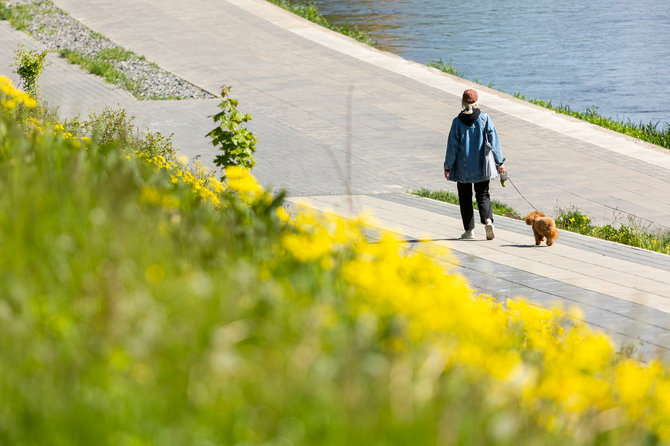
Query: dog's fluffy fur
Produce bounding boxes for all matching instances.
[525,211,559,246]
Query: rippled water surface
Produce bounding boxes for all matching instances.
[312,0,670,126]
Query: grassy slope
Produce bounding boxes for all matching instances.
[3,73,670,444]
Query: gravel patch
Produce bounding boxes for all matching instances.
[4,0,216,99]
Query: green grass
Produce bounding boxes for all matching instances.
[58,46,154,98]
[413,187,521,218]
[96,46,137,62]
[413,188,669,255]
[58,48,140,94]
[555,207,670,255]
[514,93,670,150]
[428,59,462,77]
[0,2,35,30]
[0,0,142,96]
[266,0,376,46]
[0,0,184,100]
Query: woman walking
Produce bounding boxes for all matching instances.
[444,89,506,240]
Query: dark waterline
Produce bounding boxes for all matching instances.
[312,0,670,127]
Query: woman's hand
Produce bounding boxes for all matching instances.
[497,164,506,175]
[444,170,451,180]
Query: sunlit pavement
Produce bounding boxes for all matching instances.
[1,0,669,359]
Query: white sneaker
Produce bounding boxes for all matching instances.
[485,220,495,240]
[460,230,475,240]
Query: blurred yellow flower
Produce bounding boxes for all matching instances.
[275,203,670,441]
[225,166,262,201]
[133,151,226,208]
[145,264,166,284]
[0,75,37,110]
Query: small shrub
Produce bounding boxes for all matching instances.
[555,208,594,235]
[207,86,257,176]
[592,224,620,240]
[83,106,136,147]
[78,106,176,161]
[12,44,50,99]
[136,129,177,162]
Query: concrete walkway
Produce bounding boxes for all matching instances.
[1,0,669,359]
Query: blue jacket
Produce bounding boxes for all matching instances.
[444,112,505,183]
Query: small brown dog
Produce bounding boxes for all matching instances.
[525,211,559,246]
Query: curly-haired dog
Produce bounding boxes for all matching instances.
[525,211,559,246]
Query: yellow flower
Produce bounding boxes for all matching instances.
[0,76,37,110]
[139,186,163,206]
[276,206,290,223]
[225,166,263,201]
[145,264,166,284]
[615,360,661,420]
[129,151,226,208]
[282,231,332,262]
[138,186,177,210]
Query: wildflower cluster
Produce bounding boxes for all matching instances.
[279,203,670,442]
[12,45,49,99]
[1,75,92,147]
[22,116,90,143]
[132,151,226,208]
[557,208,670,255]
[225,165,265,202]
[556,209,593,234]
[0,75,37,110]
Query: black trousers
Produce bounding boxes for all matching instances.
[457,181,493,231]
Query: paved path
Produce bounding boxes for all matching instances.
[1,0,669,359]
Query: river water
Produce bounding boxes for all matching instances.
[312,0,670,127]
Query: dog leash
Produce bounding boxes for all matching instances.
[504,175,539,212]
